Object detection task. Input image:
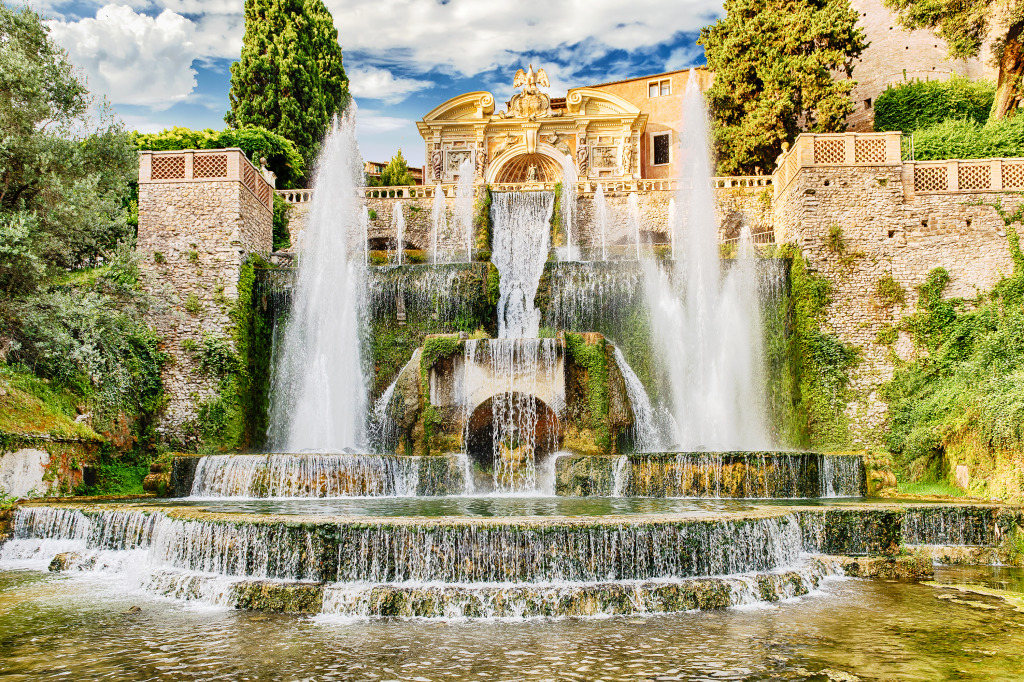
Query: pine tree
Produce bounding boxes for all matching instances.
[699,0,867,175]
[225,0,349,180]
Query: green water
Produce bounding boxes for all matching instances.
[100,495,937,518]
[1,566,1022,680]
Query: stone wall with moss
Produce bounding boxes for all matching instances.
[772,165,1021,448]
[137,179,272,447]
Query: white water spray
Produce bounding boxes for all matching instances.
[267,111,368,452]
[595,184,608,262]
[431,183,445,264]
[392,203,405,265]
[642,71,770,450]
[559,155,577,260]
[455,158,475,262]
[628,191,641,260]
[491,192,554,338]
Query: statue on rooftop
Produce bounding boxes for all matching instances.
[499,64,558,119]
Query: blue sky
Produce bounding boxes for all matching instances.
[18,0,719,166]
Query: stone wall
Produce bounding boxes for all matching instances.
[137,151,273,443]
[772,161,1019,444]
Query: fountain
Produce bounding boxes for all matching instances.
[430,182,444,263]
[454,158,475,261]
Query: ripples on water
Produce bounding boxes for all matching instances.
[2,567,1024,680]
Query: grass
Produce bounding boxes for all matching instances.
[0,365,101,440]
[897,479,966,498]
[77,462,148,496]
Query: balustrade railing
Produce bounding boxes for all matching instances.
[140,148,274,211]
[906,158,1024,194]
[277,176,774,204]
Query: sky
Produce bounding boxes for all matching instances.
[16,0,720,166]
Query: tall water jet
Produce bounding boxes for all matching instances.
[668,197,677,260]
[628,191,641,260]
[642,71,771,450]
[595,184,608,261]
[430,183,445,264]
[455,158,475,261]
[559,155,577,260]
[392,202,405,265]
[361,205,370,265]
[267,111,367,452]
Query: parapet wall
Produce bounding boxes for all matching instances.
[772,133,1021,444]
[137,149,273,443]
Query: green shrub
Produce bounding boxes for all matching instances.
[908,115,1024,161]
[153,251,165,264]
[272,193,291,251]
[826,224,845,254]
[134,126,306,188]
[874,274,906,308]
[874,77,994,134]
[184,293,202,315]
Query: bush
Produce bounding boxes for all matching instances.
[134,126,306,188]
[272,194,291,251]
[907,115,1024,161]
[874,77,994,134]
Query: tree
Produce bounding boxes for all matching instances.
[369,150,416,187]
[883,0,1024,120]
[698,0,868,175]
[0,5,135,295]
[225,0,349,177]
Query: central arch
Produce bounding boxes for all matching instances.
[466,392,561,471]
[486,143,572,184]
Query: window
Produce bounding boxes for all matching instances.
[648,78,671,97]
[652,132,671,166]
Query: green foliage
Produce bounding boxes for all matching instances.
[184,293,202,315]
[826,224,846,254]
[225,0,349,171]
[366,149,416,187]
[421,335,462,370]
[881,247,1024,495]
[486,263,500,307]
[550,183,564,248]
[777,245,859,449]
[897,477,966,498]
[908,116,1024,160]
[874,274,907,308]
[77,458,148,497]
[0,6,135,296]
[565,333,611,452]
[474,185,493,258]
[699,0,867,175]
[883,0,1024,119]
[876,324,899,346]
[134,126,306,189]
[273,193,292,250]
[874,77,994,134]
[152,251,165,264]
[367,209,378,221]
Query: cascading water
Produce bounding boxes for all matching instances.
[642,71,771,451]
[668,197,677,260]
[611,346,664,452]
[455,158,475,261]
[491,191,553,338]
[267,111,367,452]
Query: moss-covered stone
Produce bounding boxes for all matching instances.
[837,553,933,579]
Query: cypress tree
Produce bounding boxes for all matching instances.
[225,0,349,179]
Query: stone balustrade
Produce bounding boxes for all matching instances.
[139,148,274,211]
[279,175,774,205]
[904,158,1024,195]
[773,132,903,196]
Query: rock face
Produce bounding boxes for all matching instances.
[48,552,83,572]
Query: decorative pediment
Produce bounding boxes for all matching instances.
[565,88,641,117]
[422,92,496,122]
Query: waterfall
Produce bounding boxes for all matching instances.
[455,158,475,261]
[641,71,770,451]
[820,454,866,498]
[267,111,368,452]
[361,205,369,265]
[595,184,608,261]
[490,191,554,338]
[611,346,664,452]
[392,202,405,265]
[559,155,577,260]
[464,338,561,492]
[430,183,444,264]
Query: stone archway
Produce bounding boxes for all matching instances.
[466,392,561,470]
[486,143,571,184]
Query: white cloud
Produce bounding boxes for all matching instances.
[665,45,704,71]
[356,113,414,134]
[46,4,199,109]
[348,65,431,104]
